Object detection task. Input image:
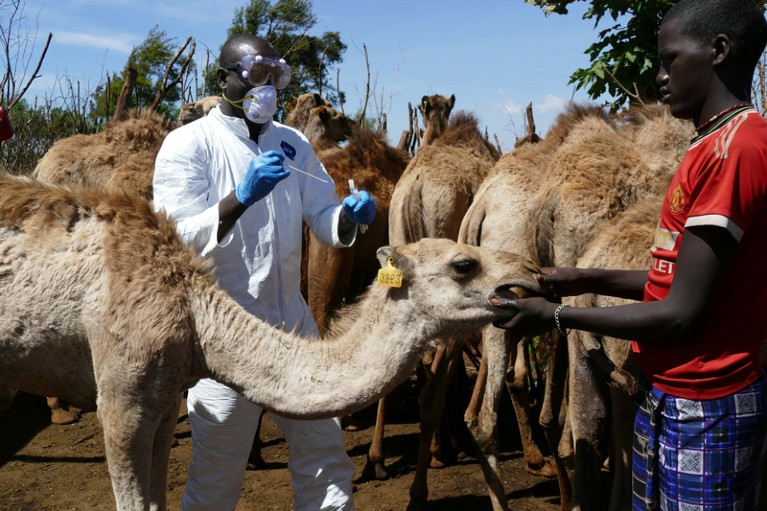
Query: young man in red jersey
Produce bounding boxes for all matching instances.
[493,0,767,508]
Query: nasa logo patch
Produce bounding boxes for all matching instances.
[280,141,296,160]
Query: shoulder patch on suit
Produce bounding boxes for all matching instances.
[280,140,296,160]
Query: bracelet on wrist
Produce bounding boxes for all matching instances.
[554,303,570,336]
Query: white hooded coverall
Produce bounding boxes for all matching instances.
[153,107,356,511]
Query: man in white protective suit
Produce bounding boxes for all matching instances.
[153,33,376,511]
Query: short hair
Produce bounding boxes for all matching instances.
[663,0,767,70]
[219,34,275,66]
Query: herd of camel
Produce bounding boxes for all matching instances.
[0,91,698,511]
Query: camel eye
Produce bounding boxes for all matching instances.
[451,258,477,275]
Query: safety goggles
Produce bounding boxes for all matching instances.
[222,54,292,90]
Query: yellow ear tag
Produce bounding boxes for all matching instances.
[377,257,403,288]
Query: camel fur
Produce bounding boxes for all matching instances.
[564,197,659,511]
[178,96,224,125]
[308,126,409,336]
[0,173,543,511]
[525,105,693,511]
[32,109,174,201]
[283,92,330,130]
[386,109,501,510]
[419,94,455,146]
[457,103,610,511]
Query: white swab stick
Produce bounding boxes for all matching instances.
[286,164,328,183]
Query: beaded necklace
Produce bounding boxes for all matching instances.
[695,103,753,134]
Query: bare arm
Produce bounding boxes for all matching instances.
[495,225,737,344]
[217,191,249,242]
[537,267,648,301]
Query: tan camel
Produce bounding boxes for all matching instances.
[419,94,455,146]
[303,105,355,151]
[526,105,694,511]
[458,103,608,511]
[564,197,660,511]
[178,96,224,125]
[308,126,409,336]
[283,93,354,148]
[283,92,331,130]
[15,109,175,424]
[386,109,501,510]
[32,108,174,201]
[0,173,544,511]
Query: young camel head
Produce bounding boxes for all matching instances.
[419,94,456,145]
[372,238,542,336]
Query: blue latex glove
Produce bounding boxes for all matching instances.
[341,190,376,224]
[234,150,290,206]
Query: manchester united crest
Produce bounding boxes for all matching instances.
[669,183,687,215]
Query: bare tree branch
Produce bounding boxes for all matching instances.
[151,36,195,112]
[8,31,51,108]
[115,67,137,118]
[358,44,370,123]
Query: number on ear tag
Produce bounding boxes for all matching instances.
[377,257,403,288]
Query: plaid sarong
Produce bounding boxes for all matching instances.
[632,374,767,511]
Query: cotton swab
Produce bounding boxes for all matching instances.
[286,164,329,183]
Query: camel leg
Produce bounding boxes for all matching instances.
[567,331,608,511]
[468,327,512,511]
[464,337,487,431]
[148,393,183,511]
[358,397,390,481]
[506,337,557,478]
[98,396,155,511]
[0,385,16,412]
[247,409,266,470]
[406,341,460,511]
[47,396,82,425]
[539,330,572,511]
[607,385,637,511]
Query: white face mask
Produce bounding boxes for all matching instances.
[225,85,278,123]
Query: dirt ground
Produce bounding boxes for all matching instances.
[0,387,605,511]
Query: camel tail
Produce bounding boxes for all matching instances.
[528,187,557,268]
[459,198,485,246]
[403,183,427,243]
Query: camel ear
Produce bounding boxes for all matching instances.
[419,96,428,114]
[313,93,325,107]
[376,246,413,277]
[376,246,396,268]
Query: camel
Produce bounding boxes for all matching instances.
[385,109,501,509]
[178,96,224,125]
[525,104,694,511]
[32,108,174,201]
[283,92,331,130]
[563,197,660,511]
[282,93,355,151]
[308,126,409,336]
[458,103,609,511]
[303,105,355,151]
[419,94,455,146]
[0,172,545,511]
[9,109,175,425]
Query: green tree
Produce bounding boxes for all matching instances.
[92,26,192,121]
[214,0,346,117]
[0,99,81,174]
[526,0,675,108]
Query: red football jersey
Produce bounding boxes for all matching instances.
[634,108,767,399]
